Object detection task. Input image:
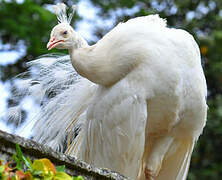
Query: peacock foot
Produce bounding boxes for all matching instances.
[145,168,154,180]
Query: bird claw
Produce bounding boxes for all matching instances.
[145,168,154,180]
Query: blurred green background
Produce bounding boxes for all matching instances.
[0,0,221,179]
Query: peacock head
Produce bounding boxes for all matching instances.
[47,3,80,50]
[47,23,77,50]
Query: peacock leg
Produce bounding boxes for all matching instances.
[145,135,174,179]
[144,168,154,180]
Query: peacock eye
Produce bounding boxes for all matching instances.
[63,31,68,35]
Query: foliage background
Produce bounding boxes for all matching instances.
[0,0,221,179]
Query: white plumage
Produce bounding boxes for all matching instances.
[10,3,207,180]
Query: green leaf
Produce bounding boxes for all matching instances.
[26,157,33,171]
[12,154,22,170]
[15,144,33,171]
[72,176,84,180]
[32,159,45,172]
[16,143,23,162]
[22,155,33,171]
[0,173,7,180]
[56,165,65,172]
[54,172,72,180]
[43,176,54,180]
[32,170,43,176]
[0,166,4,173]
[0,159,3,166]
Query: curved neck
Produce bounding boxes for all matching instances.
[68,34,95,82]
[69,33,89,51]
[68,33,136,86]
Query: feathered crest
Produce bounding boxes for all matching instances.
[53,3,76,24]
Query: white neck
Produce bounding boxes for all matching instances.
[69,34,89,51]
[69,34,136,86]
[68,35,97,83]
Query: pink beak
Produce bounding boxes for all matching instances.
[47,37,64,50]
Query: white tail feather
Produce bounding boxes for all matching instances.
[156,137,195,180]
[6,54,97,152]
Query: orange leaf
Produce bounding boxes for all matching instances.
[4,163,13,174]
[41,158,56,174]
[16,170,26,179]
[33,158,56,175]
[24,172,33,180]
